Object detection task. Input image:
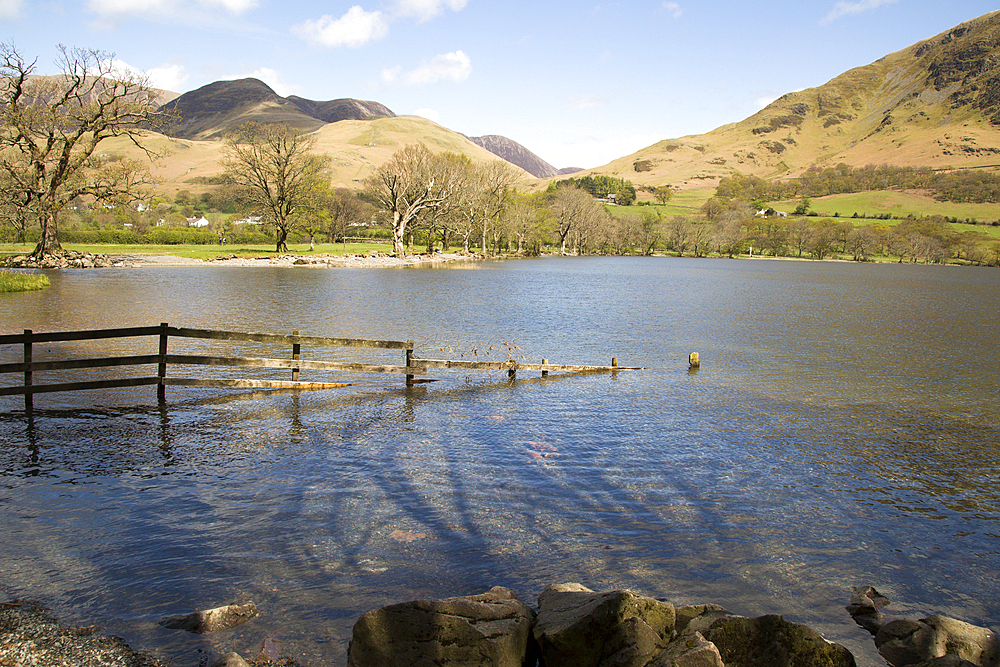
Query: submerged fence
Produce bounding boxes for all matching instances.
[0,324,638,411]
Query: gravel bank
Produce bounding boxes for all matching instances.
[0,600,161,667]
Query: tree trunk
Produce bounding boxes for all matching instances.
[32,210,62,258]
[276,226,289,253]
[392,212,406,257]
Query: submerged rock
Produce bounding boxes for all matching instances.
[847,585,892,635]
[158,602,258,634]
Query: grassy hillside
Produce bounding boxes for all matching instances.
[100,116,528,198]
[570,11,1000,191]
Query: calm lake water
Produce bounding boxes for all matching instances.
[1,256,998,666]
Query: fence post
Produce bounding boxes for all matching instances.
[291,330,301,382]
[157,323,168,403]
[23,329,32,412]
[405,340,414,387]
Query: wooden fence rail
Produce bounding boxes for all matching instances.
[0,323,640,411]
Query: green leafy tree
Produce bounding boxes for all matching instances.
[654,186,673,205]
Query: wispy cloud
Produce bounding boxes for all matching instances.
[293,6,389,48]
[383,51,471,86]
[821,0,897,24]
[88,0,256,21]
[662,2,682,19]
[0,0,23,21]
[395,0,467,23]
[568,94,608,110]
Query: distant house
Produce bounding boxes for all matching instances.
[188,215,210,228]
[232,216,263,225]
[756,208,788,218]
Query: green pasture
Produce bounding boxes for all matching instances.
[773,190,1000,223]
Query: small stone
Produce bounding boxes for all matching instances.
[209,651,250,667]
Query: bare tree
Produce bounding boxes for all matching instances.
[547,185,606,254]
[0,43,171,257]
[365,144,468,257]
[222,122,330,253]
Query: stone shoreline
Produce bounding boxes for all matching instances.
[4,585,997,667]
[2,250,482,270]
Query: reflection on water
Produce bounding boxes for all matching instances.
[1,257,999,666]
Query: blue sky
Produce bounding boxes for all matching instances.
[2,1,997,168]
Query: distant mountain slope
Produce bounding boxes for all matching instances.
[584,10,1000,190]
[161,78,395,140]
[465,134,563,178]
[286,96,395,124]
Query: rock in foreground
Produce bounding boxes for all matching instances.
[347,586,536,667]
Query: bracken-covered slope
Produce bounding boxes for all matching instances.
[160,78,395,140]
[584,10,1000,190]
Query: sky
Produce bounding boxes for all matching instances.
[1,0,997,169]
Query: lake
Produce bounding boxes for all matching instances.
[1,256,998,666]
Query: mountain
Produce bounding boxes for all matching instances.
[161,78,395,140]
[584,10,1000,190]
[465,134,566,178]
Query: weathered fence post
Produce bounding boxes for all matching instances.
[405,341,414,387]
[23,329,32,412]
[291,330,301,382]
[541,358,548,377]
[157,322,168,403]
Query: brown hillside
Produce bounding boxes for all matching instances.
[577,10,1000,191]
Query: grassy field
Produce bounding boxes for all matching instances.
[0,269,50,292]
[0,242,398,260]
[772,190,1000,223]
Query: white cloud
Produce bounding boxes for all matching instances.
[821,0,897,24]
[390,51,471,86]
[293,6,389,48]
[568,94,608,110]
[413,108,440,122]
[102,58,189,92]
[662,2,682,19]
[395,0,467,22]
[0,0,23,20]
[248,67,300,96]
[147,64,189,91]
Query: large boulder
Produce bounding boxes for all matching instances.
[875,615,1000,667]
[702,614,856,667]
[532,582,675,667]
[347,586,536,667]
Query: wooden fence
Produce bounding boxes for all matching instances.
[0,324,639,411]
